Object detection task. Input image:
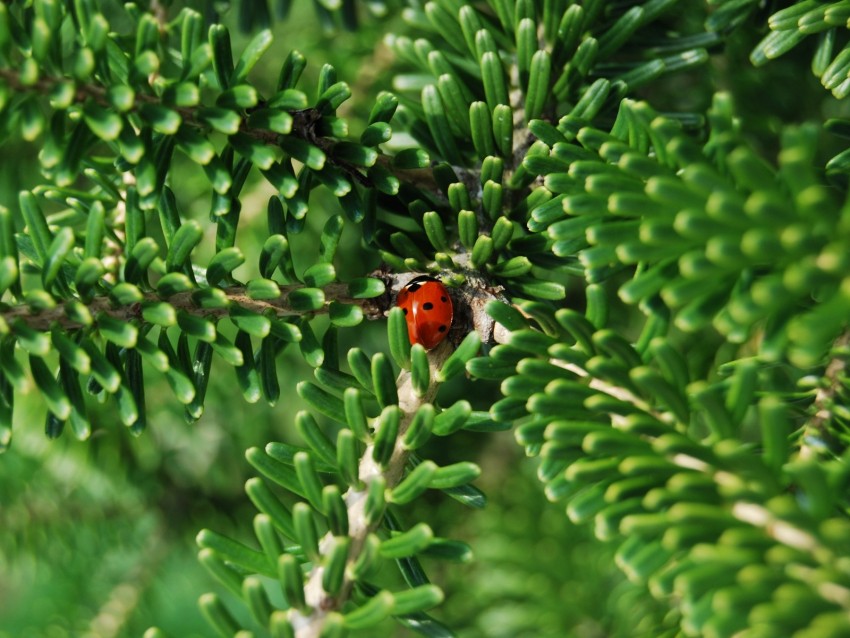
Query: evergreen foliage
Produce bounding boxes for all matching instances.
[2,0,850,636]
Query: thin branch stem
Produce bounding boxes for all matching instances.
[1,283,386,332]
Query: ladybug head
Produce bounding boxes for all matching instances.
[404,275,440,293]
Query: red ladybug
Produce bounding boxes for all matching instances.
[396,275,453,350]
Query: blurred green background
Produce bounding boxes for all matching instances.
[0,2,674,636]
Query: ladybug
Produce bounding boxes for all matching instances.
[396,275,453,350]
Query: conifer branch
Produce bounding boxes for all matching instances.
[799,330,850,460]
[291,342,452,638]
[0,282,386,331]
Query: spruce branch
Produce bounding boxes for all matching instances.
[0,66,366,181]
[0,282,386,332]
[799,329,850,460]
[552,357,674,426]
[291,341,452,638]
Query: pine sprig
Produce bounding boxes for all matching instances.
[194,326,484,637]
[5,1,850,637]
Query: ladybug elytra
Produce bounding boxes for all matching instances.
[396,275,453,350]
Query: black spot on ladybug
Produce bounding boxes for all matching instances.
[423,302,434,310]
[438,325,447,332]
[408,283,422,293]
[402,308,408,315]
[441,296,447,302]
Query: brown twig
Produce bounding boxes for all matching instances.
[1,282,386,332]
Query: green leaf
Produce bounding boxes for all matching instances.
[759,396,789,472]
[248,108,292,135]
[380,523,433,559]
[29,356,71,420]
[432,400,472,436]
[135,336,169,372]
[81,339,121,393]
[336,429,362,488]
[278,136,325,170]
[392,148,430,169]
[232,330,260,403]
[229,132,276,170]
[469,101,495,158]
[348,277,385,299]
[429,462,481,489]
[343,387,369,441]
[422,84,461,164]
[251,506,289,562]
[321,486,348,539]
[369,91,398,124]
[298,381,345,423]
[294,451,324,511]
[371,353,398,408]
[410,344,431,397]
[206,247,244,286]
[525,50,551,121]
[436,333,481,382]
[322,536,350,596]
[278,554,306,611]
[317,81,352,115]
[232,28,273,84]
[246,447,302,497]
[83,102,123,141]
[139,104,181,135]
[243,575,273,626]
[198,107,241,135]
[372,405,400,467]
[510,279,565,300]
[176,127,216,165]
[165,220,203,272]
[389,461,437,504]
[343,591,394,630]
[177,313,216,343]
[229,306,270,338]
[19,191,52,262]
[98,314,139,348]
[361,121,392,147]
[470,235,494,268]
[303,263,335,287]
[293,502,319,562]
[364,475,387,525]
[52,329,90,374]
[391,585,445,616]
[400,404,433,451]
[295,410,337,468]
[493,104,513,157]
[13,321,51,357]
[142,302,177,327]
[328,301,362,327]
[164,82,199,107]
[209,24,234,89]
[288,287,325,311]
[41,227,74,289]
[388,307,412,370]
[74,258,104,296]
[269,319,301,343]
[259,234,295,280]
[196,528,273,577]
[247,278,281,300]
[198,593,240,638]
[156,273,194,297]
